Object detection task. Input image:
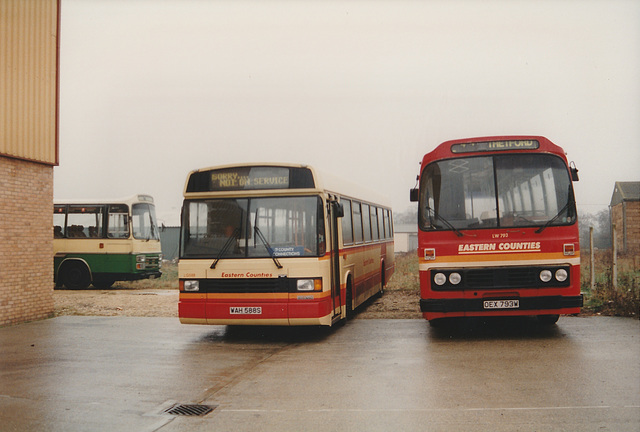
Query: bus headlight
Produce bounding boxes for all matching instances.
[539,270,552,283]
[433,273,447,286]
[183,280,200,292]
[555,269,568,282]
[136,255,146,270]
[449,272,462,285]
[297,279,322,292]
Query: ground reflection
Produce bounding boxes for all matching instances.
[427,316,567,341]
[198,324,337,344]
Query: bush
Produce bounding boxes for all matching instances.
[582,250,640,318]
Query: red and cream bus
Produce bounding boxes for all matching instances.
[179,163,394,326]
[410,136,582,325]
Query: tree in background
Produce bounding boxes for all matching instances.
[578,209,611,250]
[394,205,418,224]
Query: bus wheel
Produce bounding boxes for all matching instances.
[378,266,386,297]
[61,262,91,290]
[92,278,115,289]
[345,280,353,319]
[537,314,559,325]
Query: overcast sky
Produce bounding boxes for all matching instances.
[55,0,640,226]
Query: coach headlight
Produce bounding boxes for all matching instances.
[555,268,568,282]
[539,270,552,283]
[297,278,322,292]
[434,273,447,286]
[449,272,462,285]
[183,280,200,292]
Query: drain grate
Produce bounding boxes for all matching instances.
[163,403,215,417]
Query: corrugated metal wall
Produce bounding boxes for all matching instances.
[160,227,180,261]
[0,0,59,165]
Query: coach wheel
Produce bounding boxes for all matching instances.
[61,261,91,290]
[379,265,386,297]
[537,314,559,326]
[345,279,354,319]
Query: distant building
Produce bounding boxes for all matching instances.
[610,181,640,254]
[394,224,418,253]
[0,1,60,326]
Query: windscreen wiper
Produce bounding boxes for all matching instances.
[254,225,283,269]
[426,206,464,237]
[534,200,573,234]
[210,227,240,269]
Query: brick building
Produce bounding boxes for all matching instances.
[610,181,640,255]
[1,0,60,326]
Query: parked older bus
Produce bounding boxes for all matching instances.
[410,136,582,325]
[53,194,162,289]
[178,163,394,326]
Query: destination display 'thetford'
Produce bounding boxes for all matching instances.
[410,135,582,326]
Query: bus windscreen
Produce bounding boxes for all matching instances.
[419,153,575,231]
[181,196,325,259]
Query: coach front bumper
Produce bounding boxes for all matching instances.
[420,294,584,313]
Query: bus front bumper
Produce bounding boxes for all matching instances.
[420,295,584,313]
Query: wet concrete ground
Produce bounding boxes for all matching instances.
[0,316,638,431]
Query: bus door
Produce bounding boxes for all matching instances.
[329,199,344,318]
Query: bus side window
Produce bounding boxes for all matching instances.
[342,199,353,245]
[384,209,392,239]
[371,207,380,241]
[53,205,66,238]
[377,207,385,239]
[108,204,129,239]
[353,201,363,244]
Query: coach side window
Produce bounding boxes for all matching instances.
[371,207,380,241]
[108,204,130,239]
[353,201,363,243]
[362,204,372,242]
[342,199,353,245]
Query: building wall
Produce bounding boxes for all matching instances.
[393,232,418,253]
[0,0,59,326]
[0,157,54,326]
[611,201,640,254]
[0,0,59,165]
[160,227,180,261]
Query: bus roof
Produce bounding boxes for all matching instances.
[421,135,568,164]
[183,163,391,208]
[54,194,155,206]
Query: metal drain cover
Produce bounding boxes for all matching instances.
[163,403,215,417]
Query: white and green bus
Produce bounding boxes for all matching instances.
[53,194,162,289]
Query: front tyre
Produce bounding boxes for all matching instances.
[61,262,91,290]
[537,314,560,325]
[92,277,115,290]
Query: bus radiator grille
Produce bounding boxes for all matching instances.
[200,278,290,293]
[433,266,570,290]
